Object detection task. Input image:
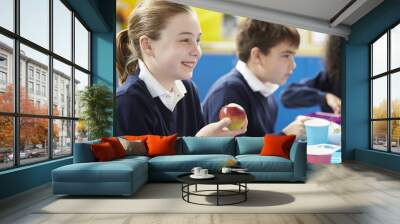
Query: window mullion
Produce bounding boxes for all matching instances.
[370,45,373,149]
[13,0,20,167]
[49,0,54,160]
[71,11,76,154]
[387,29,391,152]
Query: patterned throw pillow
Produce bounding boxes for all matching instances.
[118,137,147,156]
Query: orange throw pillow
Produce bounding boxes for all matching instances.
[91,142,117,161]
[146,134,177,157]
[124,135,148,142]
[101,137,126,158]
[260,135,296,159]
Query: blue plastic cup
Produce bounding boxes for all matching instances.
[305,118,330,145]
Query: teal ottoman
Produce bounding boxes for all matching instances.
[52,156,148,196]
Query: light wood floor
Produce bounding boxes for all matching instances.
[1,162,400,224]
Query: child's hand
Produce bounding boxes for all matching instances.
[282,115,311,139]
[196,118,248,137]
[325,93,341,114]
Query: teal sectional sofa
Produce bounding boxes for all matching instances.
[52,137,307,196]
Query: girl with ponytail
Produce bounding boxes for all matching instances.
[116,0,247,137]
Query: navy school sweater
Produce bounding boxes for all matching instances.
[202,69,278,137]
[280,71,341,113]
[116,75,205,136]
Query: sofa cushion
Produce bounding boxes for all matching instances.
[236,155,293,172]
[178,137,235,155]
[52,157,148,195]
[114,155,150,163]
[235,137,263,155]
[74,139,100,163]
[148,154,235,172]
[52,159,147,183]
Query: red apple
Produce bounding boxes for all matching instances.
[219,103,247,130]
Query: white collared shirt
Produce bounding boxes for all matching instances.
[235,60,279,97]
[138,60,187,112]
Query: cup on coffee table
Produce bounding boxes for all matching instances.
[199,169,208,176]
[191,167,202,176]
[221,167,232,173]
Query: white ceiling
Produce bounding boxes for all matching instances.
[169,0,384,38]
[227,0,352,22]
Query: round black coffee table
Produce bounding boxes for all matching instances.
[177,173,255,206]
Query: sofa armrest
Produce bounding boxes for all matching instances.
[289,140,307,181]
[73,140,100,163]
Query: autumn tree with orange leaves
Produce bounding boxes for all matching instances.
[372,99,400,141]
[0,84,59,150]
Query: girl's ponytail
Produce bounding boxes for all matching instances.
[116,29,138,84]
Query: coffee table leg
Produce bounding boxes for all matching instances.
[245,183,247,201]
[195,184,197,192]
[217,184,219,206]
[188,184,190,202]
[182,184,189,202]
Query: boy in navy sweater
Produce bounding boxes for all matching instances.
[203,19,307,137]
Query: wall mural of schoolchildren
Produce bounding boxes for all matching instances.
[115,0,343,164]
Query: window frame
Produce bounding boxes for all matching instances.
[0,53,7,89]
[0,71,7,85]
[0,53,7,68]
[370,20,400,154]
[0,0,92,171]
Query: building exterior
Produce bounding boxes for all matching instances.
[0,41,77,150]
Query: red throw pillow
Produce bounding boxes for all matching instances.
[101,137,126,158]
[146,134,177,157]
[91,142,117,161]
[260,135,296,159]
